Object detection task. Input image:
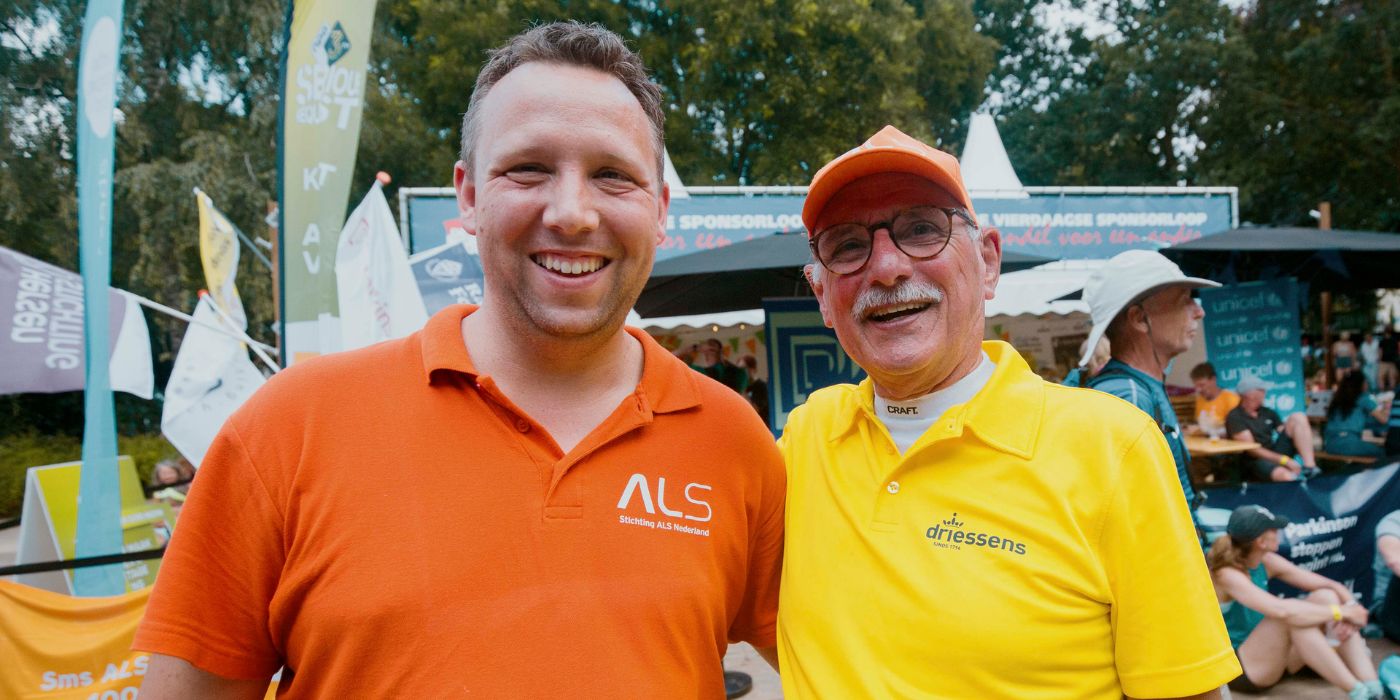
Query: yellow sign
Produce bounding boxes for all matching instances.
[17,457,172,593]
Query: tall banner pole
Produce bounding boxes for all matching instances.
[278,0,380,366]
[73,0,128,596]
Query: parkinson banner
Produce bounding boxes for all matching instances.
[0,247,153,398]
[409,240,485,315]
[161,297,266,467]
[1202,462,1400,603]
[762,298,866,435]
[196,190,247,331]
[335,181,427,350]
[1200,278,1307,416]
[279,0,380,365]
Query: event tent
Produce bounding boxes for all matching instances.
[1163,227,1400,291]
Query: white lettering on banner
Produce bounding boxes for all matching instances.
[8,263,84,370]
[294,64,365,127]
[676,213,804,231]
[301,223,322,274]
[303,162,337,191]
[616,473,713,524]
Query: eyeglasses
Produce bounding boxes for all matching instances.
[809,206,977,275]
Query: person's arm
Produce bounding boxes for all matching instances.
[138,655,268,700]
[1232,428,1299,471]
[1265,551,1358,603]
[1216,566,1362,627]
[754,645,779,672]
[1371,397,1392,425]
[1380,535,1400,578]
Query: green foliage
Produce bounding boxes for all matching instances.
[0,432,177,518]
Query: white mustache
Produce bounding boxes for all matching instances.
[852,282,945,323]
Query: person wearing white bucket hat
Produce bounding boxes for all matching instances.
[1082,250,1219,512]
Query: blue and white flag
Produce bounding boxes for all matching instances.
[409,240,485,315]
[74,0,127,596]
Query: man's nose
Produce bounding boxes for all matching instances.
[864,228,913,287]
[543,170,600,235]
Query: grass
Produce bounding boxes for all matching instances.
[0,432,179,519]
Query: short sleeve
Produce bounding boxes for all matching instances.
[132,420,286,680]
[726,440,786,648]
[1225,408,1249,438]
[1378,512,1400,542]
[1097,422,1240,697]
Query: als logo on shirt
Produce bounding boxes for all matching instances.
[616,473,712,537]
[925,512,1027,555]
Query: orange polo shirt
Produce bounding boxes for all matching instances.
[134,305,785,698]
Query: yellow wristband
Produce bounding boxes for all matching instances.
[1279,455,1291,466]
[1332,604,1343,621]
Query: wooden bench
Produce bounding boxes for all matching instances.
[1315,451,1378,468]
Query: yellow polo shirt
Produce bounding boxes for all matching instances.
[777,341,1238,699]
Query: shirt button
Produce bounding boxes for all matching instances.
[886,481,900,494]
[515,419,530,433]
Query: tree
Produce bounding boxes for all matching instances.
[1195,0,1400,230]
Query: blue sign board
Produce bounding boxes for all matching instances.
[1200,278,1307,417]
[405,191,1235,260]
[762,298,865,435]
[409,241,485,315]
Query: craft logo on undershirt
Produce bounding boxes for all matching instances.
[616,473,712,537]
[925,512,1027,555]
[886,405,918,415]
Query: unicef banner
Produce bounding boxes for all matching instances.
[403,191,1234,261]
[763,298,866,435]
[1200,278,1307,416]
[279,0,380,364]
[1203,463,1400,602]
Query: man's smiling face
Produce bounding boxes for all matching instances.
[808,172,999,397]
[454,61,668,341]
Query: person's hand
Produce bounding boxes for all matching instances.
[1335,621,1358,642]
[1344,601,1369,627]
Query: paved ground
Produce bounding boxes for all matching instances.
[6,524,1389,699]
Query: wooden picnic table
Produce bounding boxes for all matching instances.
[1186,435,1261,457]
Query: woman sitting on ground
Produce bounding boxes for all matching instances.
[1209,505,1382,699]
[1325,371,1392,458]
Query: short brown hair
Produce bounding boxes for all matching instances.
[1190,362,1217,381]
[459,22,665,184]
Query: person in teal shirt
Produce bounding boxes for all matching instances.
[1208,505,1381,698]
[1325,371,1392,458]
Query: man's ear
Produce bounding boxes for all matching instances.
[979,227,1003,301]
[804,264,835,329]
[655,182,671,246]
[453,160,479,236]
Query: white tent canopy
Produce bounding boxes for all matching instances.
[986,260,1100,317]
[960,113,1027,198]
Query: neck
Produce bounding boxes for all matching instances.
[1202,387,1220,400]
[1244,549,1265,569]
[1112,335,1170,380]
[463,304,641,390]
[873,345,984,402]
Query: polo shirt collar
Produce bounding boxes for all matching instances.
[836,341,1043,459]
[418,304,701,414]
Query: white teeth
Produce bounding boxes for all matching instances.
[535,254,604,275]
[869,302,929,319]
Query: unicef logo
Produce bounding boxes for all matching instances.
[1276,394,1297,412]
[1272,327,1290,341]
[1275,360,1293,375]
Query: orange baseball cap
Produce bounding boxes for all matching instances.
[802,125,976,235]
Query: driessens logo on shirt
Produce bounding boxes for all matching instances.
[925,512,1027,555]
[615,473,712,537]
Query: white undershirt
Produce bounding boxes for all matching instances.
[873,353,996,455]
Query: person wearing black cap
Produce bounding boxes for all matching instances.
[1208,505,1381,698]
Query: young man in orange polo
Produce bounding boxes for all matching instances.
[135,23,783,698]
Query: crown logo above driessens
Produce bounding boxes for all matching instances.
[942,512,964,528]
